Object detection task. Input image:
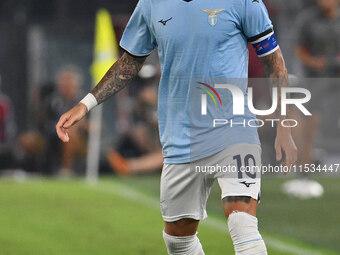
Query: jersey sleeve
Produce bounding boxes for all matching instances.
[119,0,157,57]
[242,0,273,40]
[242,0,278,57]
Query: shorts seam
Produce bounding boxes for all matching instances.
[221,192,259,201]
[162,214,207,222]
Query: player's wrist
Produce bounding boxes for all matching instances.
[78,102,89,114]
[276,124,292,135]
[79,93,98,112]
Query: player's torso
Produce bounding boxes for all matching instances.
[146,0,248,77]
[150,0,241,42]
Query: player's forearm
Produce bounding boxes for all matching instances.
[91,53,146,105]
[261,48,289,122]
[262,48,288,85]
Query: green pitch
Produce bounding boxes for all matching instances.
[0,177,338,255]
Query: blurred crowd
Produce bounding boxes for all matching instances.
[1,0,340,177]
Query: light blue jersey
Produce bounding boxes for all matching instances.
[120,0,276,164]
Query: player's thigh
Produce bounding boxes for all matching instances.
[160,163,214,235]
[216,143,262,218]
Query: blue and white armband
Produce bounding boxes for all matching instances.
[249,29,279,58]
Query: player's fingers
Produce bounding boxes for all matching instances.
[283,149,295,174]
[280,160,290,175]
[63,115,76,128]
[286,160,293,172]
[57,126,69,142]
[56,115,68,128]
[284,148,296,167]
[292,147,298,165]
[56,115,70,142]
[61,127,70,142]
[282,161,290,175]
[56,126,69,142]
[275,145,282,161]
[63,108,84,128]
[57,112,72,128]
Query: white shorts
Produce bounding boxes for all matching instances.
[160,143,261,222]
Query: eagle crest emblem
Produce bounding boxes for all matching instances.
[202,9,225,26]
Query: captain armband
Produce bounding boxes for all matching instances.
[248,29,279,58]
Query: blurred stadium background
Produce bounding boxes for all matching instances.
[0,0,340,254]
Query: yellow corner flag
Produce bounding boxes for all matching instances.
[91,9,119,85]
[86,9,119,183]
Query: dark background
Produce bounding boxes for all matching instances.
[0,0,137,132]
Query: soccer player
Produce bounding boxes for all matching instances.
[56,0,297,254]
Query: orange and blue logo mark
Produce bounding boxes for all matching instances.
[197,82,312,118]
[196,82,222,106]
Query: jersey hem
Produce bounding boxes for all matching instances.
[162,213,207,222]
[163,140,261,165]
[221,192,260,202]
[119,43,152,57]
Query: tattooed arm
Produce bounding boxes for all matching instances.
[261,48,297,169]
[261,48,288,116]
[56,53,146,142]
[91,53,146,104]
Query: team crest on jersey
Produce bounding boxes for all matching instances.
[202,9,225,26]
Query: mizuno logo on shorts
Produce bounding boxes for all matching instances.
[240,181,256,188]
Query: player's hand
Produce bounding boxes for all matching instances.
[275,125,298,174]
[56,103,88,142]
